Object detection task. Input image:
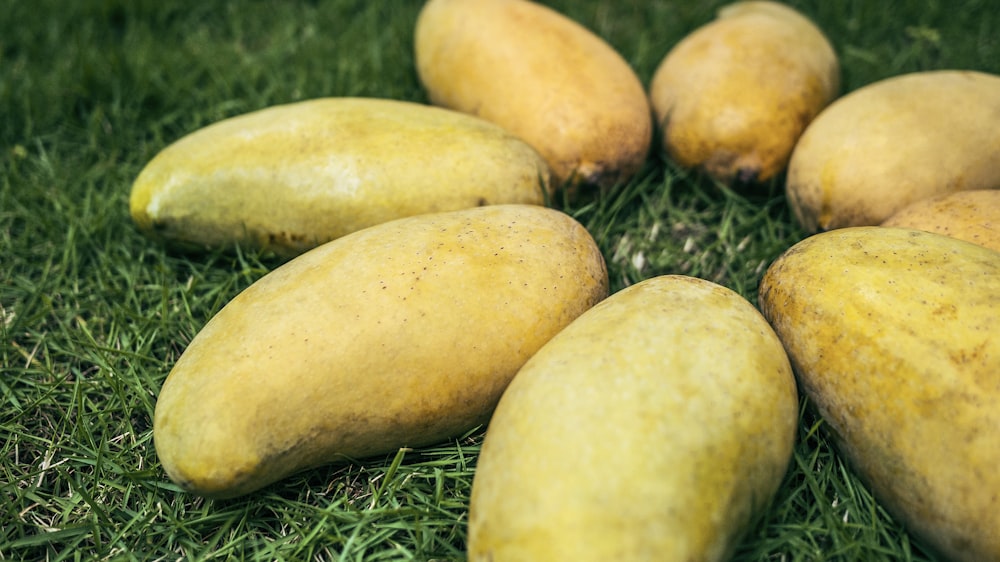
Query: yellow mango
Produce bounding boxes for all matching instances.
[882,189,1000,253]
[153,204,608,498]
[414,0,652,192]
[468,275,798,561]
[786,70,1000,232]
[129,97,550,257]
[758,227,1000,562]
[649,1,838,185]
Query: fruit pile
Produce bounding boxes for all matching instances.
[130,1,1000,561]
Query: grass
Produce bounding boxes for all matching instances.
[2,0,997,560]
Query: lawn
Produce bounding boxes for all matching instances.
[2,0,997,560]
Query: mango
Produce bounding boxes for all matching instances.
[153,204,609,498]
[786,70,1000,232]
[129,97,550,257]
[758,227,1000,562]
[414,0,652,192]
[649,1,839,185]
[468,275,798,561]
[882,189,1000,253]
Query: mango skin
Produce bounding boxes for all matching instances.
[129,97,550,257]
[414,0,652,192]
[468,275,798,562]
[649,1,839,185]
[153,204,609,499]
[786,70,1000,232]
[882,190,1000,253]
[758,227,1000,562]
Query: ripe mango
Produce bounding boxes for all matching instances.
[129,97,550,257]
[153,204,608,498]
[786,70,1000,232]
[468,275,798,561]
[414,0,652,192]
[649,1,839,185]
[882,190,1000,253]
[758,227,1000,561]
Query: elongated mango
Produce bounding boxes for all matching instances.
[153,204,609,498]
[130,97,550,257]
[786,70,1000,231]
[414,0,652,192]
[649,1,839,185]
[468,275,798,561]
[758,227,1000,561]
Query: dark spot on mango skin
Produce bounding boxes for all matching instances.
[735,166,760,185]
[266,231,308,245]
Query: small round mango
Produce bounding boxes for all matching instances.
[649,1,839,185]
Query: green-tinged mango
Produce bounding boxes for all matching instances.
[129,97,550,257]
[468,275,798,561]
[786,70,1000,232]
[153,204,608,498]
[758,227,1000,562]
[649,1,839,185]
[414,0,652,192]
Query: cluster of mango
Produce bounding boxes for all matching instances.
[130,1,999,561]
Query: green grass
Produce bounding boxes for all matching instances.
[2,0,997,560]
